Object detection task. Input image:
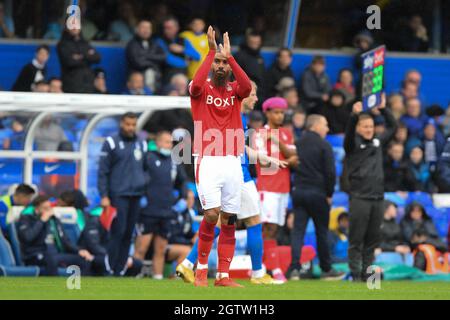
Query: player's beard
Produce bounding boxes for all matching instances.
[212,70,229,87]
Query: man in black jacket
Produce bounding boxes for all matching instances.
[299,55,331,114]
[343,96,397,281]
[134,130,187,280]
[264,48,295,99]
[288,115,344,280]
[126,20,166,94]
[234,31,265,107]
[12,45,49,92]
[17,195,92,276]
[98,112,148,276]
[57,26,101,93]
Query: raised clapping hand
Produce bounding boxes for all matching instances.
[219,32,232,58]
[207,25,217,51]
[352,101,363,114]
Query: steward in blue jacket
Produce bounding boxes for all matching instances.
[97,112,148,276]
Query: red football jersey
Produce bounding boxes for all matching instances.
[254,125,295,193]
[190,79,245,157]
[189,50,251,157]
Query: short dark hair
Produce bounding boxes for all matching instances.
[128,71,143,81]
[15,184,35,196]
[388,141,404,150]
[36,45,50,53]
[121,112,138,121]
[32,195,50,208]
[59,190,75,206]
[357,113,373,124]
[277,47,292,58]
[156,130,172,141]
[311,55,325,65]
[245,28,262,39]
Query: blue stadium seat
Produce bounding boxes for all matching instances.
[384,192,407,207]
[62,223,81,247]
[5,223,23,266]
[332,192,349,207]
[0,229,39,277]
[375,252,414,267]
[406,192,434,207]
[326,134,344,148]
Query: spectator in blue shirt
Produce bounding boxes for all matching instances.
[155,16,201,85]
[122,71,152,95]
[400,98,427,139]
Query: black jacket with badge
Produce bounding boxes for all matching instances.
[18,209,79,261]
[142,150,187,219]
[342,108,397,199]
[98,132,148,198]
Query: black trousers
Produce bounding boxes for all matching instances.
[25,252,91,276]
[108,195,141,276]
[290,189,332,272]
[348,197,383,277]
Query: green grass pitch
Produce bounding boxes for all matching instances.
[0,278,449,300]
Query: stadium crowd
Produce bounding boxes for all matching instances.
[0,3,450,280]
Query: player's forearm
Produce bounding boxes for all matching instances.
[228,56,252,98]
[190,50,215,96]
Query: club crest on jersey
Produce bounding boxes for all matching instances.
[226,84,232,92]
[134,149,142,161]
[206,95,236,108]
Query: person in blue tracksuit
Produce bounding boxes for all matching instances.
[133,130,187,279]
[98,112,148,276]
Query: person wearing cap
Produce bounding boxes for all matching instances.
[253,97,298,243]
[288,114,345,280]
[93,68,108,94]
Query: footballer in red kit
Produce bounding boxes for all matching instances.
[189,26,252,287]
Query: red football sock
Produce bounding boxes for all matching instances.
[217,224,236,274]
[197,218,216,265]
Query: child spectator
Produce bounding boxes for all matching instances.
[291,108,306,141]
[421,119,445,169]
[393,123,408,145]
[328,211,349,263]
[383,141,417,192]
[333,68,355,104]
[407,146,431,192]
[180,17,209,80]
[376,201,411,255]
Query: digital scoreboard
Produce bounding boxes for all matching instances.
[361,45,386,109]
